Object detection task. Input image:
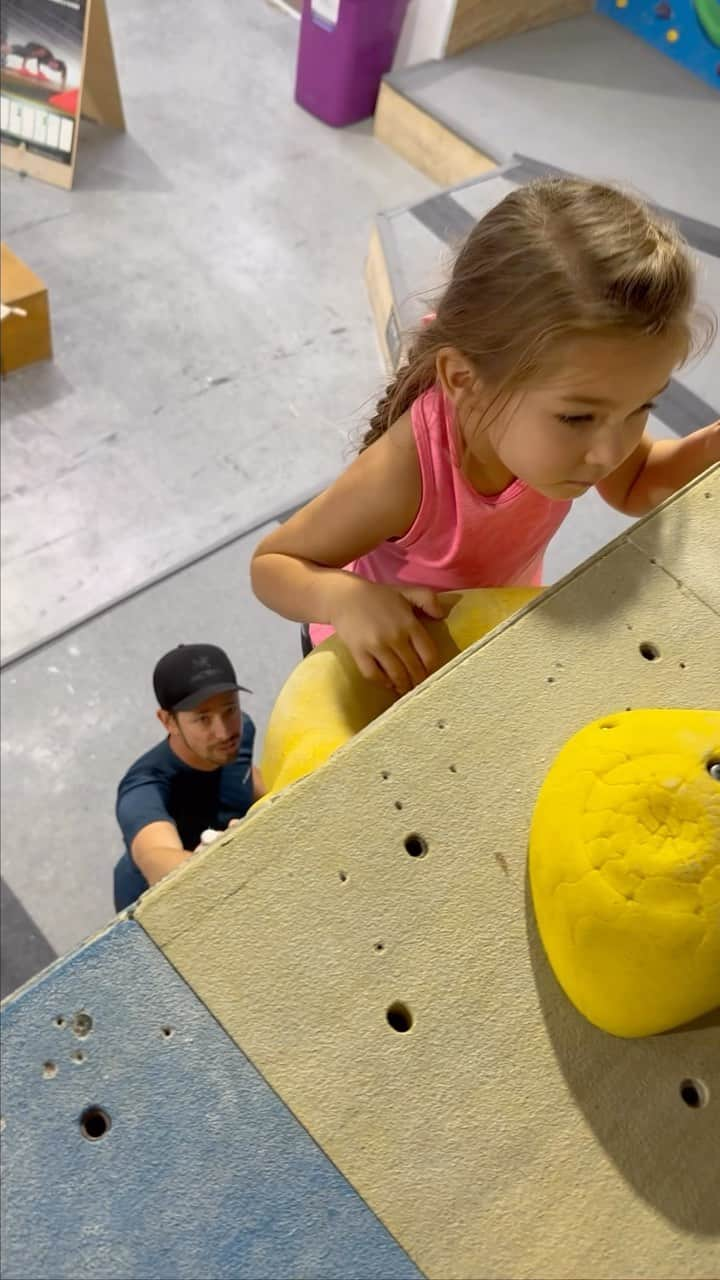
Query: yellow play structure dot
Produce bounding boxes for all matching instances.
[615,0,629,8]
[666,27,680,41]
[530,709,720,1038]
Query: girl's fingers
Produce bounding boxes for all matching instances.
[375,647,413,696]
[409,621,438,676]
[394,636,429,689]
[355,650,395,691]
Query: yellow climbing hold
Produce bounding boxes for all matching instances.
[529,709,720,1038]
[666,26,680,41]
[260,587,540,796]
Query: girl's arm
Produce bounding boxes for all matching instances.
[251,414,446,692]
[597,420,719,517]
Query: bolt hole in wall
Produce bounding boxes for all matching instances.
[680,1078,709,1109]
[42,1061,57,1080]
[404,834,428,858]
[639,642,661,661]
[161,1025,175,1039]
[386,1001,413,1033]
[80,1106,111,1141]
[72,1012,93,1038]
[338,869,349,883]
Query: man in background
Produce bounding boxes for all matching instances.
[114,643,265,910]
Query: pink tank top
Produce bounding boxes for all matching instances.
[310,384,572,645]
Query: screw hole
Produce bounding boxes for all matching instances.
[547,676,555,684]
[404,834,427,858]
[72,1012,93,1038]
[42,1061,57,1080]
[80,1106,111,1140]
[381,770,391,780]
[71,1051,85,1064]
[394,800,403,811]
[161,1026,174,1039]
[449,764,457,774]
[639,642,660,662]
[386,1002,413,1033]
[437,719,446,729]
[707,759,720,782]
[679,1078,708,1109]
[374,942,385,953]
[338,870,348,883]
[54,1016,66,1029]
[679,661,686,670]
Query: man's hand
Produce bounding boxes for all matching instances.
[330,579,449,694]
[131,821,193,886]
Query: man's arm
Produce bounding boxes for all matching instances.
[131,821,194,887]
[597,421,719,516]
[252,767,267,801]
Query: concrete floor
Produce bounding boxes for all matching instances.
[1,0,434,662]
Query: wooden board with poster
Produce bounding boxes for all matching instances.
[1,0,124,189]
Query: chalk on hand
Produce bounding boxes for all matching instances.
[200,828,222,846]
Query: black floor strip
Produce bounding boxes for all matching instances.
[1,877,57,1001]
[655,381,719,437]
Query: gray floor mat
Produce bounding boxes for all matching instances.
[385,14,720,223]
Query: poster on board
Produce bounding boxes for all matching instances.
[1,0,87,166]
[1,0,123,188]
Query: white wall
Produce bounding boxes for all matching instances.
[393,0,456,68]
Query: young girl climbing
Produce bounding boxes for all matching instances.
[251,177,719,696]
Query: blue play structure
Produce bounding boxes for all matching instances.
[596,0,720,88]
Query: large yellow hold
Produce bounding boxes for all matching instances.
[529,709,720,1037]
[260,587,539,796]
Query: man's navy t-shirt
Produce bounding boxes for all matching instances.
[116,714,256,858]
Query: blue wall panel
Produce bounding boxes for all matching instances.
[0,920,423,1280]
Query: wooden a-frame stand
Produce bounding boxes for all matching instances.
[1,0,124,190]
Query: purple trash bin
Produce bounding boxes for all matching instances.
[295,0,410,128]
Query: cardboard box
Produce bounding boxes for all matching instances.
[1,244,52,376]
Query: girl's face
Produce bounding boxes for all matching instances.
[465,331,684,499]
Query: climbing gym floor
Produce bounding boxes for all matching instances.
[0,0,435,665]
[375,13,720,220]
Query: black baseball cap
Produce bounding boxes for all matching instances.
[153,644,249,713]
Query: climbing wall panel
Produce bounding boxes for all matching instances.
[0,920,422,1279]
[136,470,720,1280]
